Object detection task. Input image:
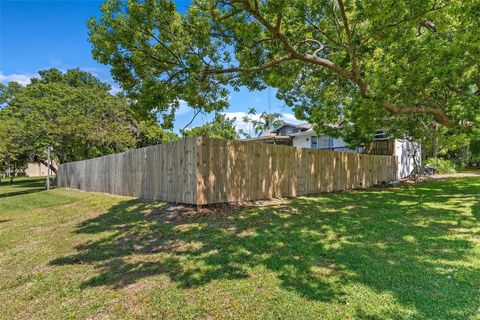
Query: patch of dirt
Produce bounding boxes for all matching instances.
[150,198,288,218]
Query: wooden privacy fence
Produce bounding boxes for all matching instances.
[58,137,398,205]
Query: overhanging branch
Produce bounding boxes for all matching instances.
[383,102,450,125]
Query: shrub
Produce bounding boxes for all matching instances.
[425,158,457,174]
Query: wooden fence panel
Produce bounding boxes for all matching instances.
[194,138,397,205]
[58,137,397,205]
[58,137,198,204]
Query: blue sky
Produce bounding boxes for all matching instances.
[0,0,301,133]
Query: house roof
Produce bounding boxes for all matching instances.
[286,129,315,137]
[242,135,292,143]
[255,122,394,141]
[271,122,312,133]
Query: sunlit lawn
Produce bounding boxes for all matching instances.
[0,176,479,319]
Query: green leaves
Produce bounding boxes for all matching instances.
[182,112,237,140]
[88,0,232,125]
[249,112,284,136]
[0,68,175,166]
[89,0,479,144]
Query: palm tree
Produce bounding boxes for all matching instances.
[252,112,284,136]
[239,107,258,138]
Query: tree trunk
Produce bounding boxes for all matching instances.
[84,143,90,160]
[38,159,57,174]
[461,145,469,168]
[9,165,16,184]
[432,124,439,158]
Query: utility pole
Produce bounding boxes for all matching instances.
[46,146,52,190]
[268,87,271,113]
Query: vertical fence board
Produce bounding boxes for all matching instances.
[58,137,397,205]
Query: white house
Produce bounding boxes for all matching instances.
[244,123,420,179]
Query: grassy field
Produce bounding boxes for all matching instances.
[0,176,479,319]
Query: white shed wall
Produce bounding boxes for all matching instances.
[292,135,311,148]
[395,140,421,179]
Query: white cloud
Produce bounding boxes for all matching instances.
[222,111,260,133]
[109,85,122,95]
[0,71,36,86]
[282,113,304,124]
[177,99,191,115]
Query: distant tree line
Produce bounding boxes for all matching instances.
[0,68,239,182]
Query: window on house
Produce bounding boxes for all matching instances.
[311,136,318,149]
[317,136,334,149]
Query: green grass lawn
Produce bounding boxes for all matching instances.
[0,176,479,319]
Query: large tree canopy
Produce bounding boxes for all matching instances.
[88,0,480,142]
[0,68,176,171]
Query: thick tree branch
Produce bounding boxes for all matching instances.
[37,159,57,174]
[143,0,452,126]
[298,54,368,90]
[240,0,368,93]
[337,0,361,81]
[420,19,438,32]
[275,12,282,33]
[419,19,443,39]
[296,38,324,48]
[361,2,450,45]
[295,39,327,57]
[383,102,449,125]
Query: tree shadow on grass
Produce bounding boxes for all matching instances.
[50,178,480,318]
[473,197,480,222]
[0,177,47,198]
[0,177,46,188]
[0,188,45,199]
